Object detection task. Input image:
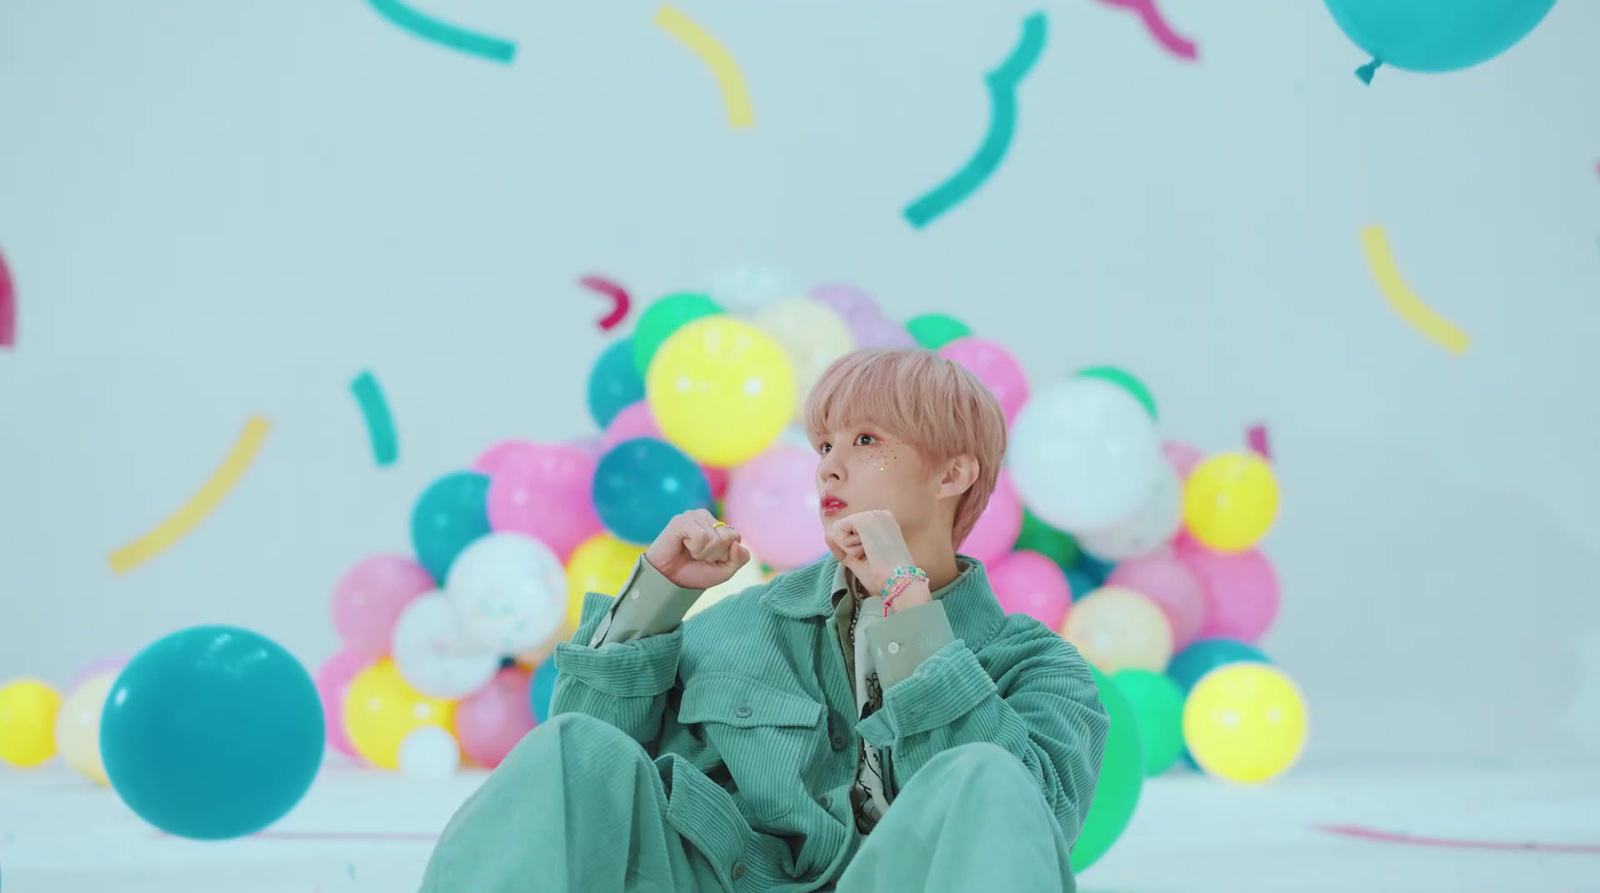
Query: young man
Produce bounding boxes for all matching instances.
[420,348,1110,892]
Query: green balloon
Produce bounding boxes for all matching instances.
[632,292,724,377]
[1077,365,1157,419]
[1014,509,1080,568]
[1111,669,1185,777]
[1071,666,1144,873]
[906,313,971,350]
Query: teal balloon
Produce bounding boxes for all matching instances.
[1073,550,1117,587]
[587,338,645,429]
[1065,567,1100,602]
[100,626,324,840]
[410,471,492,583]
[1323,0,1559,80]
[594,438,712,544]
[530,656,559,724]
[1166,639,1271,693]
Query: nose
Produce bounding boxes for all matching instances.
[817,450,844,484]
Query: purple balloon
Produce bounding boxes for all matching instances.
[810,283,915,349]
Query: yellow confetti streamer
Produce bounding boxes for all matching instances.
[1359,225,1471,356]
[654,5,753,129]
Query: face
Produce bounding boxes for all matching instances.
[811,423,942,539]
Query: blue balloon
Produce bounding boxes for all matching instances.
[593,438,712,544]
[1323,0,1559,81]
[410,471,491,583]
[100,626,324,840]
[1166,638,1271,694]
[530,655,560,724]
[587,338,646,430]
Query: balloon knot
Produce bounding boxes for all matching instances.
[1355,58,1382,85]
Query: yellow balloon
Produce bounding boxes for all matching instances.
[1183,451,1279,552]
[56,672,115,785]
[751,299,855,418]
[1183,663,1307,783]
[565,533,646,629]
[0,678,61,768]
[686,548,767,619]
[646,316,796,467]
[1062,586,1174,674]
[343,658,456,770]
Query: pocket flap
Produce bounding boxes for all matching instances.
[678,673,824,729]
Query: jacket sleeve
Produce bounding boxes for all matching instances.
[855,619,1110,845]
[548,558,702,751]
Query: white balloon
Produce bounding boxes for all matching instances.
[392,594,502,699]
[1008,378,1164,533]
[398,726,460,781]
[704,263,801,311]
[1076,461,1182,561]
[751,299,856,417]
[686,548,768,619]
[445,533,568,654]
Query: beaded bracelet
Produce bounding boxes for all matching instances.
[881,565,929,616]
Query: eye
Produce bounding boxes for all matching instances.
[818,442,832,455]
[854,433,876,447]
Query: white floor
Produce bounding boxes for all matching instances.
[2,761,1597,893]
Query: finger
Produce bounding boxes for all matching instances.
[701,529,734,564]
[684,528,715,560]
[831,516,857,540]
[730,543,752,568]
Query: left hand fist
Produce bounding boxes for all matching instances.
[827,510,915,597]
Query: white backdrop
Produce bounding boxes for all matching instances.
[2,1,1598,765]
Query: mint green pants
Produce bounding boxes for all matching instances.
[419,713,1075,892]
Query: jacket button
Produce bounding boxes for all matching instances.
[820,794,832,809]
[731,861,746,881]
[734,703,752,718]
[830,732,846,750]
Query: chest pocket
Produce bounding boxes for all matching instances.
[678,672,825,823]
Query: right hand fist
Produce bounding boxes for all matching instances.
[645,509,752,591]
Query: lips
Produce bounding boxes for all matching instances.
[821,496,847,515]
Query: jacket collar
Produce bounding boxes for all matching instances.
[761,554,1008,649]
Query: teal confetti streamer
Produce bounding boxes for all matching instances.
[350,370,399,467]
[367,0,516,64]
[904,12,1048,229]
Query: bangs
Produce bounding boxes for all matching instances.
[803,349,975,463]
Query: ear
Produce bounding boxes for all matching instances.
[937,454,979,500]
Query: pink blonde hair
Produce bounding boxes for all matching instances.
[803,348,1007,549]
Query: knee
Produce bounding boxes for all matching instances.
[500,712,638,767]
[932,742,1036,793]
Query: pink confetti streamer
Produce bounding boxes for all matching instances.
[1094,0,1197,61]
[1245,423,1271,461]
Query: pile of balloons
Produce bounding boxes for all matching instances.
[306,271,1307,872]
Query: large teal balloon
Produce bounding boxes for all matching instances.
[587,338,645,430]
[101,626,324,840]
[1071,666,1143,873]
[1324,0,1559,81]
[594,438,712,544]
[411,471,492,583]
[1166,638,1271,693]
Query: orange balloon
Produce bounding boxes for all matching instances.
[1062,586,1174,674]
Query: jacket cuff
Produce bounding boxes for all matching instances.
[865,601,958,691]
[857,640,996,747]
[588,557,704,646]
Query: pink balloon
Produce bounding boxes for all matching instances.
[330,555,436,657]
[599,402,659,453]
[68,655,128,691]
[1173,534,1280,643]
[1106,553,1206,649]
[961,470,1023,566]
[472,439,537,476]
[601,402,730,500]
[455,668,537,769]
[1163,440,1204,480]
[988,550,1072,631]
[938,337,1030,425]
[567,436,604,459]
[315,649,370,760]
[486,443,603,562]
[725,445,829,569]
